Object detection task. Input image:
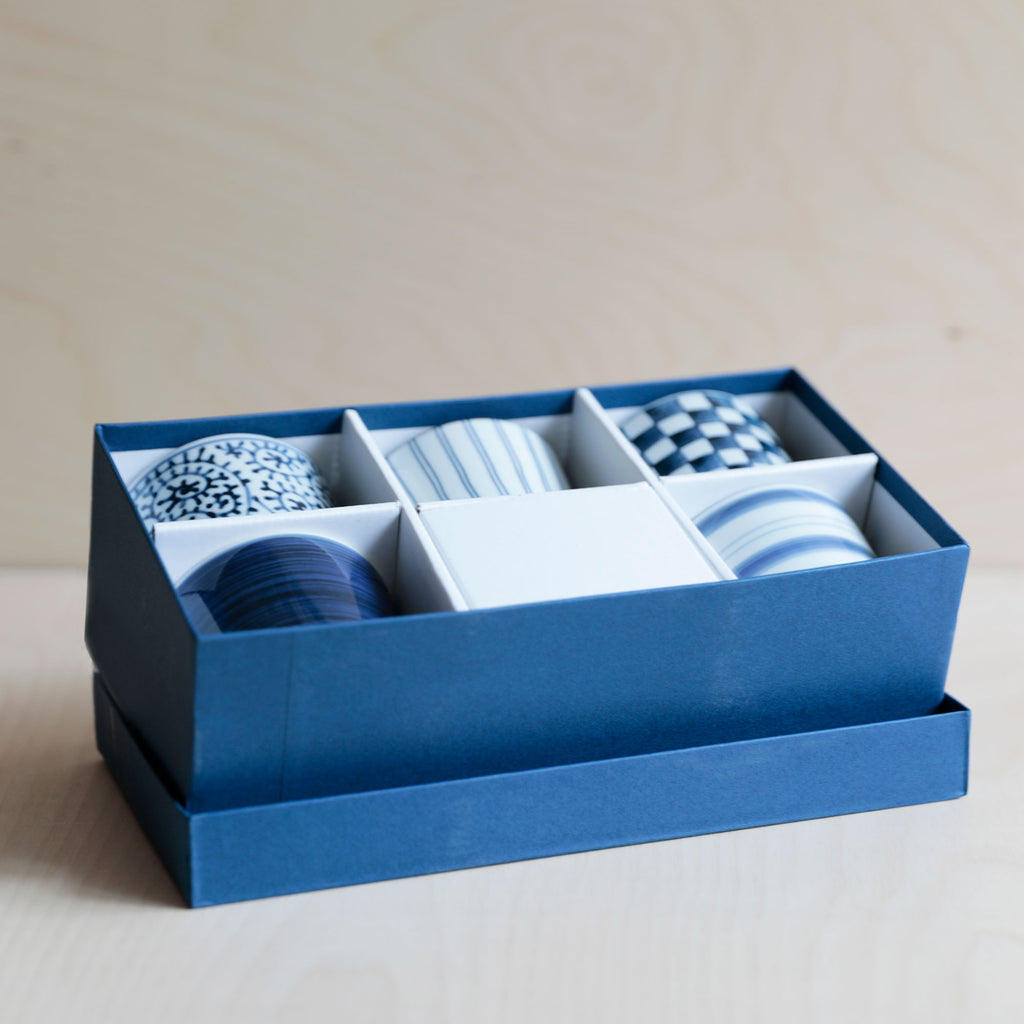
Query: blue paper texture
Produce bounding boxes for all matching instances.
[94,676,969,908]
[86,369,971,904]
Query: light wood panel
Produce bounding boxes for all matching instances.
[1,1,1022,566]
[0,567,1020,1022]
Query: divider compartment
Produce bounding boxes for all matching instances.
[152,503,465,619]
[662,454,941,565]
[359,388,665,503]
[416,482,726,610]
[592,376,864,466]
[109,412,407,520]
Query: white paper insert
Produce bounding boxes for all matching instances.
[418,482,724,611]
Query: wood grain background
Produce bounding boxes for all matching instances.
[1,1,1021,567]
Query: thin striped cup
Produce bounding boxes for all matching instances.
[693,485,876,579]
[386,418,570,504]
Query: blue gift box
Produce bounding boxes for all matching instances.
[93,674,969,908]
[85,368,970,905]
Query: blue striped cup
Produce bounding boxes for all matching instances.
[386,418,570,504]
[693,485,875,578]
[176,535,395,633]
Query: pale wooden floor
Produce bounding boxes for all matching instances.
[0,566,1020,1023]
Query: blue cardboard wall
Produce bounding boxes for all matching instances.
[86,370,970,814]
[94,676,970,908]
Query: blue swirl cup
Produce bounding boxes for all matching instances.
[176,535,395,633]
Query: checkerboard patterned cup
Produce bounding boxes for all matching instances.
[693,485,876,578]
[387,418,570,504]
[621,389,791,475]
[176,534,395,633]
[129,433,331,528]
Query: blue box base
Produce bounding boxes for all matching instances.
[94,676,970,908]
[87,369,970,813]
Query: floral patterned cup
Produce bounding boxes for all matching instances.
[128,433,331,528]
[176,534,395,633]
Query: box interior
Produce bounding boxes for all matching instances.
[108,379,948,616]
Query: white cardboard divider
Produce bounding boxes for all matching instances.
[335,410,409,506]
[417,482,726,611]
[864,486,941,557]
[568,388,652,487]
[747,392,852,461]
[110,444,189,488]
[393,510,467,614]
[341,409,469,611]
[571,388,736,579]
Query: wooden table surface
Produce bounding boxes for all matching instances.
[0,565,1020,1023]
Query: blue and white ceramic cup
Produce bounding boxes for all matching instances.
[129,433,331,527]
[621,389,791,475]
[693,485,875,578]
[176,535,395,633]
[386,417,570,503]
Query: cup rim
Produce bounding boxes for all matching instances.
[128,432,316,489]
[174,532,380,589]
[695,483,854,520]
[389,416,551,447]
[693,483,868,548]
